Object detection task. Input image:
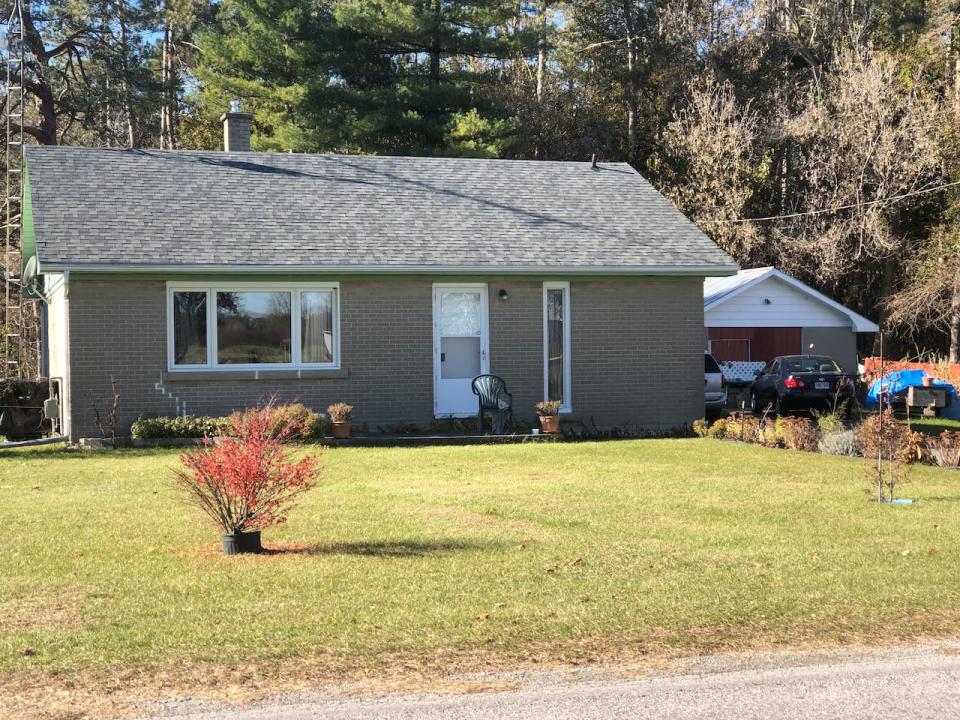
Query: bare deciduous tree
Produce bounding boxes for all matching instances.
[887,228,960,361]
[772,45,941,295]
[661,74,763,262]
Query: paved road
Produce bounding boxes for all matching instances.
[141,642,960,720]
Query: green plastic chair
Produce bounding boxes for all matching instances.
[471,374,513,435]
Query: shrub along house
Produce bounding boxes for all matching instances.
[25,108,737,442]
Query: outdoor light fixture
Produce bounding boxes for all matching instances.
[498,289,509,301]
[763,298,772,305]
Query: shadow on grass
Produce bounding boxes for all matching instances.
[264,539,503,558]
[0,445,184,459]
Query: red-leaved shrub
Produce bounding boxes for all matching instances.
[175,404,318,534]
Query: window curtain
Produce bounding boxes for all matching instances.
[547,289,564,403]
[302,291,333,363]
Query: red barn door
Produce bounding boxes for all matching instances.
[708,328,801,363]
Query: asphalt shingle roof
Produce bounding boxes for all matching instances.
[26,146,737,274]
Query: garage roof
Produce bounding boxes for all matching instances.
[704,267,879,333]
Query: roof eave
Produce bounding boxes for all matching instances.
[37,261,741,277]
[704,267,880,332]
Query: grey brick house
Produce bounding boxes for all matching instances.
[24,112,737,442]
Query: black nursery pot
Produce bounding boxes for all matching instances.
[221,531,263,555]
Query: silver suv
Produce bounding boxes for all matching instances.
[705,351,727,416]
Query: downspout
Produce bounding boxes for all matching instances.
[62,269,71,442]
[40,300,48,377]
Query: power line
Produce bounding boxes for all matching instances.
[700,179,960,224]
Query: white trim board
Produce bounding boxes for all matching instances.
[41,261,739,277]
[542,281,573,414]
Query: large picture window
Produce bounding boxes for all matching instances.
[167,283,339,370]
[543,282,572,412]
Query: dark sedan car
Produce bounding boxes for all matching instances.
[750,355,854,416]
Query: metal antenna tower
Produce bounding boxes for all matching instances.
[2,0,30,379]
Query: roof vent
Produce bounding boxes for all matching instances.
[591,153,598,170]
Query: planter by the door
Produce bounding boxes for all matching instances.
[331,421,352,439]
[538,415,561,434]
[221,530,263,555]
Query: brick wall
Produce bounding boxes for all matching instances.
[65,275,704,440]
[571,277,704,429]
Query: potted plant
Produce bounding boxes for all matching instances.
[536,400,562,434]
[174,403,318,554]
[327,402,353,439]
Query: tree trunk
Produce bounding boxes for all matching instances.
[20,9,57,145]
[429,0,441,87]
[951,271,960,363]
[119,11,138,148]
[872,257,896,355]
[622,0,639,164]
[536,37,545,104]
[160,23,175,149]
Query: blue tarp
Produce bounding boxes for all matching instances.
[865,369,960,419]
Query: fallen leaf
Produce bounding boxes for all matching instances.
[927,547,939,556]
[474,613,489,622]
[570,557,584,567]
[17,647,36,656]
[545,564,559,574]
[30,486,40,491]
[901,550,911,556]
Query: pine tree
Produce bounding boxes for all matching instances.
[196,0,537,154]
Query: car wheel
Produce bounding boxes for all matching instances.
[750,393,761,415]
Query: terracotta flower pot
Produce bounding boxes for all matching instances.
[331,421,352,439]
[538,414,561,434]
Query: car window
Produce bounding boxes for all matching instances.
[783,356,842,374]
[769,360,780,375]
[704,354,722,373]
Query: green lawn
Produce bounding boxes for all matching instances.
[2,440,959,702]
[904,415,960,436]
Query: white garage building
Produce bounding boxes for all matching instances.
[704,267,879,374]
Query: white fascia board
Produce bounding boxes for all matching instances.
[39,262,742,277]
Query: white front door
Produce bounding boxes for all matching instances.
[433,285,489,417]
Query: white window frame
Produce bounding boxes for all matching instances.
[542,281,572,413]
[166,281,341,371]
